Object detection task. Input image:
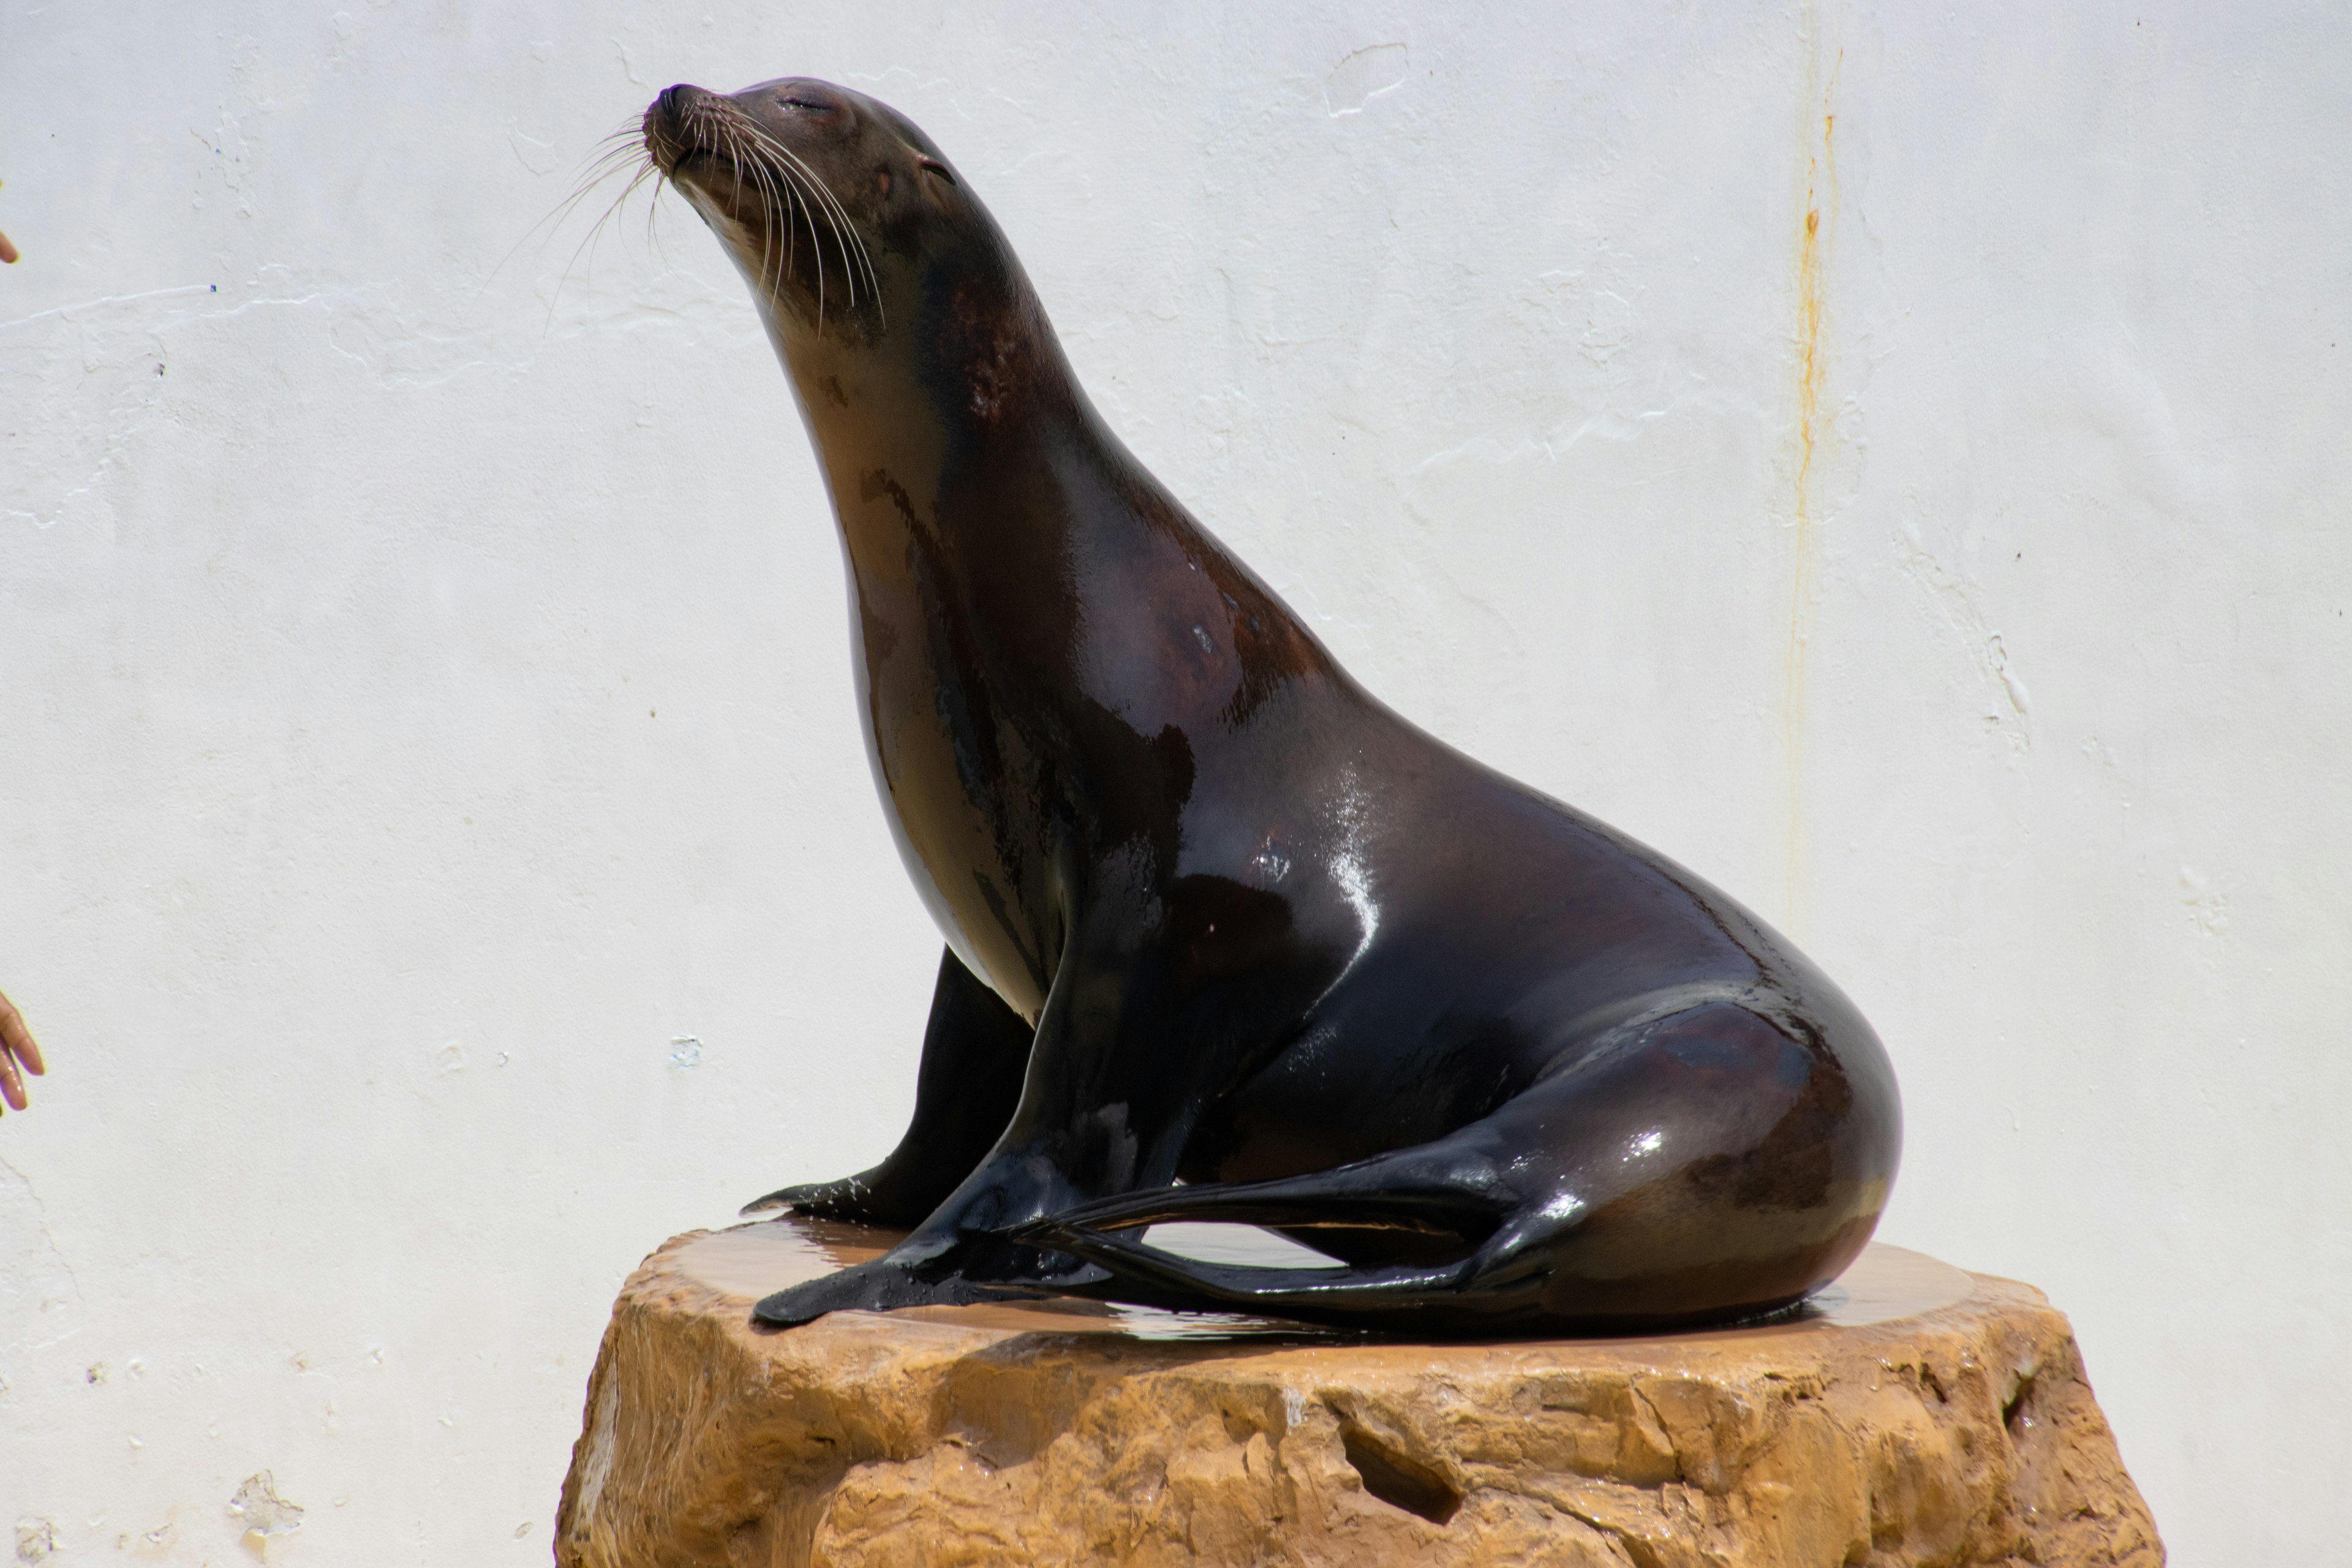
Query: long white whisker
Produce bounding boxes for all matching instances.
[722,121,783,293]
[545,159,656,339]
[613,100,889,334]
[775,163,828,309]
[485,118,649,300]
[749,151,794,295]
[753,129,880,303]
[750,136,824,323]
[777,141,880,312]
[643,167,669,260]
[761,135,829,325]
[732,118,883,324]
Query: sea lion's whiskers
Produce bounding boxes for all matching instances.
[720,115,824,308]
[573,164,652,262]
[786,144,880,311]
[731,130,777,291]
[776,159,803,297]
[559,160,644,253]
[556,130,657,226]
[586,162,659,252]
[732,127,803,297]
[486,118,656,306]
[542,159,658,336]
[553,138,641,217]
[734,119,880,317]
[570,146,639,198]
[725,122,788,293]
[643,168,672,260]
[720,119,750,266]
[687,103,880,321]
[725,121,792,293]
[774,162,834,314]
[797,162,859,308]
[753,158,801,296]
[769,144,835,323]
[723,117,826,320]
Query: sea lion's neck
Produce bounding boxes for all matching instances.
[767,276,1337,750]
[769,286,1212,646]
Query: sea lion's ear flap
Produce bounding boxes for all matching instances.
[917,157,957,187]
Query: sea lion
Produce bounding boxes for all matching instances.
[635,78,1901,1335]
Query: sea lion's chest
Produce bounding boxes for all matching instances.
[845,554,1061,1016]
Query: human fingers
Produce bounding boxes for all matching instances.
[0,989,42,1112]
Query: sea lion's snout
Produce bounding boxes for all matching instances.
[642,82,714,174]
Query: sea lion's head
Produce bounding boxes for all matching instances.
[643,78,1021,355]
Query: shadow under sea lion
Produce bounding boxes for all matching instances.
[634,77,1901,1336]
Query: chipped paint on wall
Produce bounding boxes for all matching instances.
[227,1471,306,1545]
[1324,43,1411,117]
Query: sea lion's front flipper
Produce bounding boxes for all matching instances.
[740,1172,883,1223]
[750,1256,1074,1329]
[742,948,1035,1224]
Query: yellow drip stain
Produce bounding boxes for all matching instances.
[1780,23,1841,935]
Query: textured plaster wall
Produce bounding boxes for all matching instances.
[1,1,2344,1562]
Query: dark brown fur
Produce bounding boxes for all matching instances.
[638,78,1901,1334]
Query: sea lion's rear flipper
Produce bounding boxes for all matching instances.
[742,948,1035,1224]
[1022,1221,1537,1330]
[1018,1000,1885,1333]
[1014,1158,1513,1254]
[1006,1157,1532,1327]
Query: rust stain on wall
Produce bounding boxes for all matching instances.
[1779,23,1841,935]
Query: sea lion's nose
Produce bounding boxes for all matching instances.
[655,83,703,124]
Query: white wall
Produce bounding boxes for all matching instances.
[2,1,2343,1561]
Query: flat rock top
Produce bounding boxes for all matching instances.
[676,1219,1977,1347]
[559,1221,2163,1568]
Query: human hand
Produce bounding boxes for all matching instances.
[0,987,45,1113]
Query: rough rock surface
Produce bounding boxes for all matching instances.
[555,1221,2162,1567]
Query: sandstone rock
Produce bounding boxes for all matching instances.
[555,1221,2162,1567]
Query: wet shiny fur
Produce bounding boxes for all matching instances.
[637,78,1901,1335]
